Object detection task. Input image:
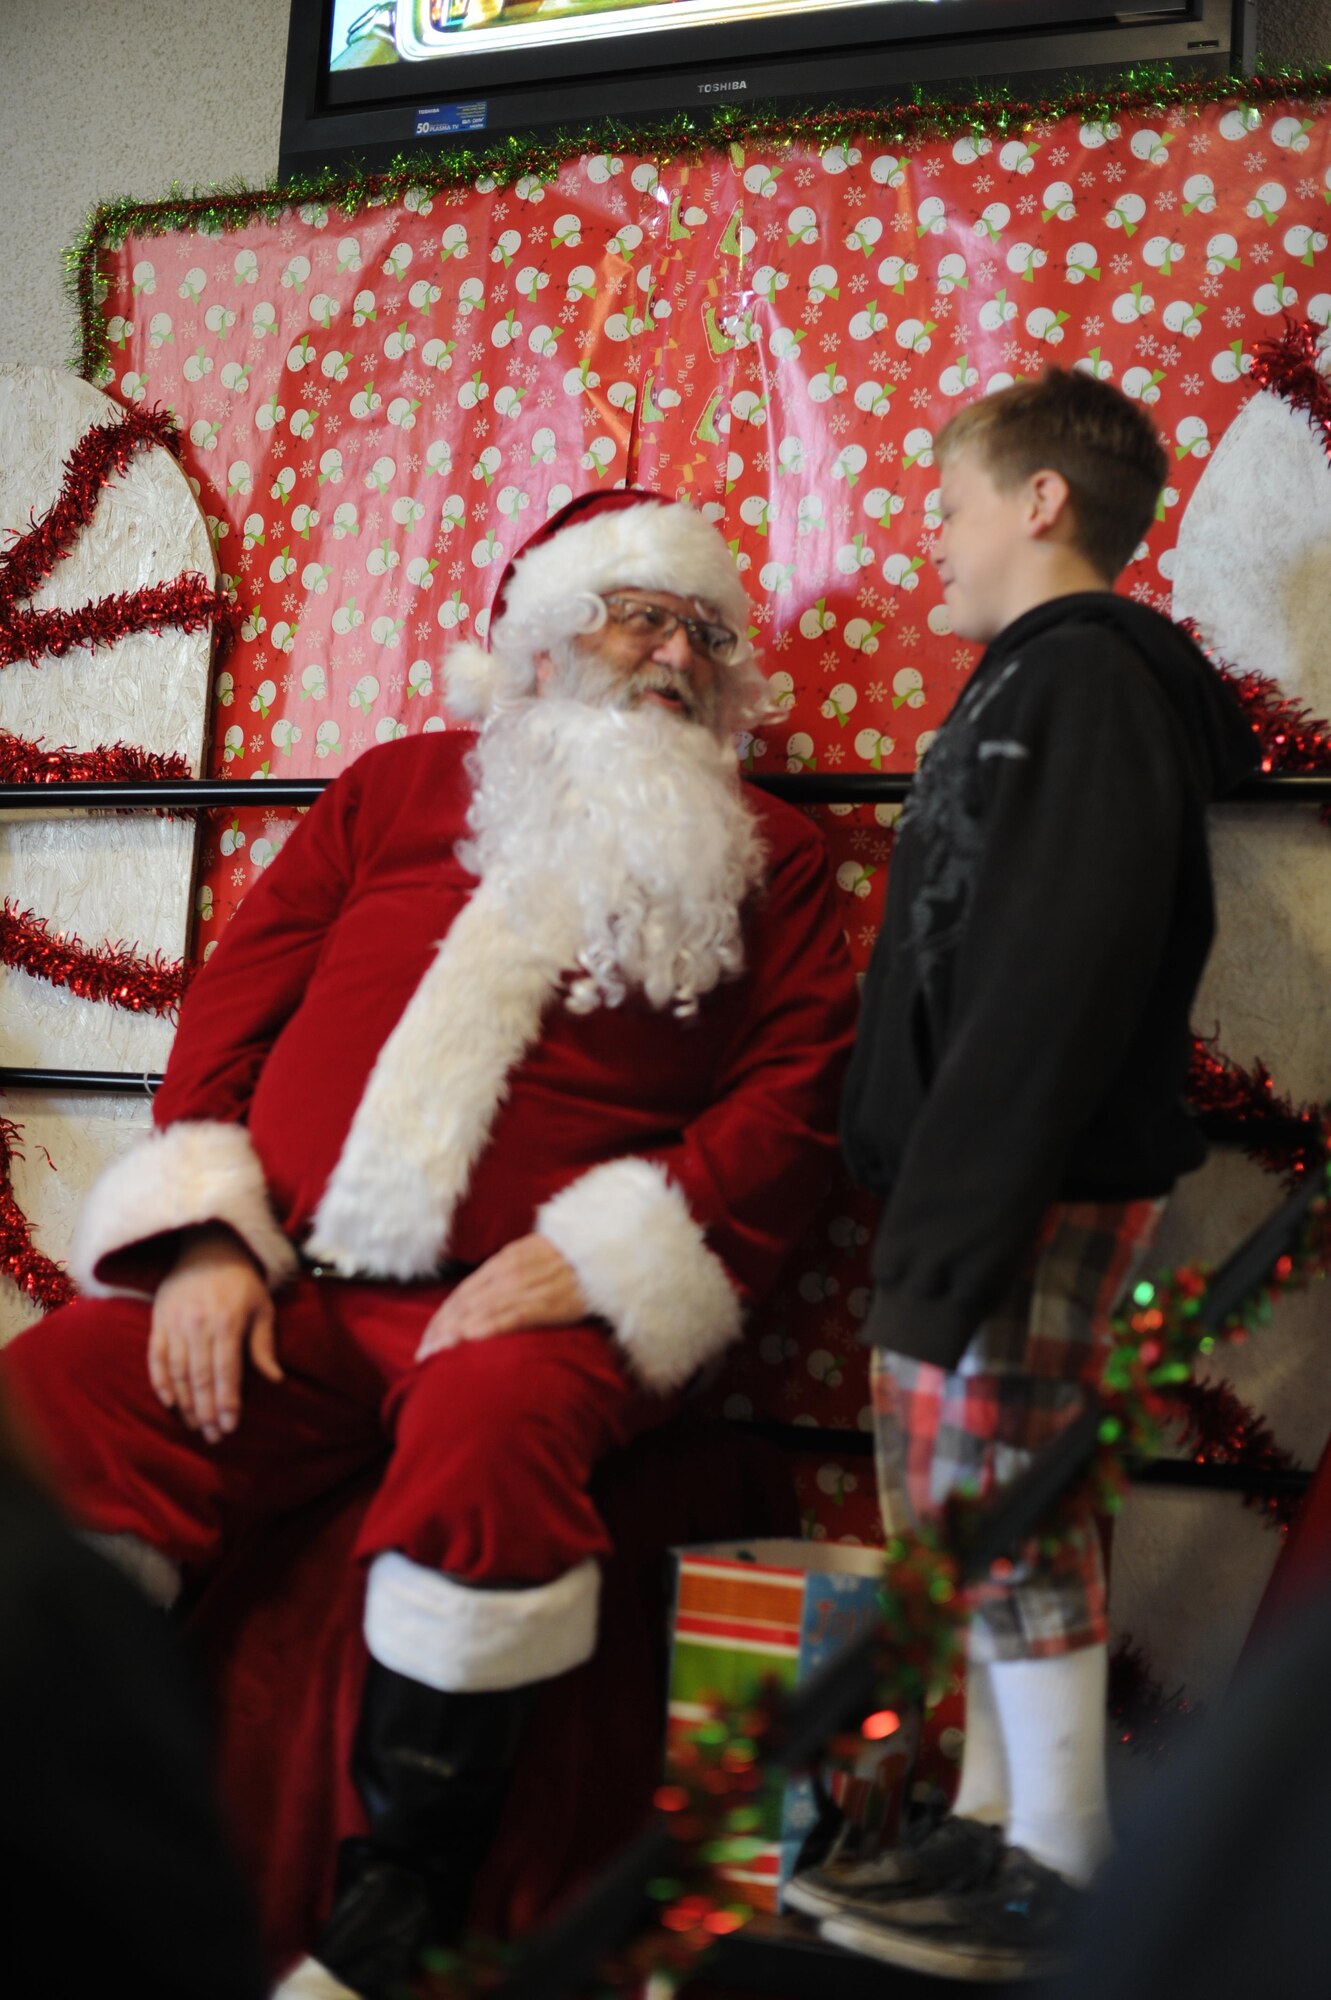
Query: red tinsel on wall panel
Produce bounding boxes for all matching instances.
[0,730,190,787]
[0,574,236,670]
[0,902,191,1017]
[0,404,178,602]
[1171,1375,1307,1531]
[0,1120,76,1314]
[1187,1032,1328,1180]
[1251,311,1331,461]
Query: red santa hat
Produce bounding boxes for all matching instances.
[443,487,758,723]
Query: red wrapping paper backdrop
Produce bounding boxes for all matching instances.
[83,96,1331,1539]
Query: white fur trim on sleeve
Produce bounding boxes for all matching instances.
[364,1551,600,1692]
[537,1157,743,1395]
[70,1120,298,1296]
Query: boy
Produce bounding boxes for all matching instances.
[792,367,1255,1981]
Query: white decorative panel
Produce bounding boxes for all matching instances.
[0,1094,155,1346]
[0,363,212,1073]
[1,364,214,1341]
[1108,376,1331,1710]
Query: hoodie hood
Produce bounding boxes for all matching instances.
[987,591,1258,801]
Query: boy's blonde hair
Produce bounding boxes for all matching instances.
[934,367,1168,581]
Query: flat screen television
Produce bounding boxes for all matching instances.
[279,0,1255,178]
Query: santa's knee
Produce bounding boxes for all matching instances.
[2,1297,188,1600]
[364,1547,601,1693]
[4,1292,149,1415]
[3,1294,156,1480]
[378,1372,619,1583]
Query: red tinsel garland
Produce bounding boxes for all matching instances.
[1186,1033,1326,1181]
[0,404,177,600]
[0,1119,76,1313]
[1219,664,1331,779]
[1170,1375,1306,1533]
[0,401,234,669]
[1250,315,1331,466]
[0,900,192,1016]
[0,574,234,670]
[0,728,190,787]
[1108,1637,1204,1759]
[1177,615,1331,779]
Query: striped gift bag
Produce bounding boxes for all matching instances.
[666,1539,914,1910]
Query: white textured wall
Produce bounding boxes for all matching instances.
[1260,0,1331,67]
[2,2,1327,370]
[0,0,289,370]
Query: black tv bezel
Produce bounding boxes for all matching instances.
[279,0,1255,180]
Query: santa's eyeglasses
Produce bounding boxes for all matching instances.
[599,593,740,665]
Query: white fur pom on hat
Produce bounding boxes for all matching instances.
[443,488,756,722]
[439,638,501,724]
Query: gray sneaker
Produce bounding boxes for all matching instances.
[819,1844,1081,1983]
[782,1814,1006,1923]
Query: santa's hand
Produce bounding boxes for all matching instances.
[416,1234,588,1359]
[148,1226,282,1444]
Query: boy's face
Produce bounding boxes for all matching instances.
[932,449,1038,645]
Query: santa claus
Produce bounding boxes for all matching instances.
[2,488,858,2000]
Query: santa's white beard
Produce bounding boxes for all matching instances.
[459,697,767,1017]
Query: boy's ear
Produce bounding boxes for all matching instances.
[1026,468,1074,540]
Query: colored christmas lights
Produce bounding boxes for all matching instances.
[1088,1160,1331,1525]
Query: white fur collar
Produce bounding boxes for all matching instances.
[305,876,579,1277]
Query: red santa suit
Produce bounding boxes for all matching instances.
[5,727,857,1694]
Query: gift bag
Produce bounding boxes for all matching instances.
[666,1538,915,1910]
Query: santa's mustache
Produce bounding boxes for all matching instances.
[542,636,715,729]
[614,662,705,723]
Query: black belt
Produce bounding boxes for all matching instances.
[299,1256,476,1284]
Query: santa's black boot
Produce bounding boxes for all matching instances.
[276,1660,532,2000]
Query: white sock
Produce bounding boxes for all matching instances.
[950,1655,1009,1827]
[988,1643,1111,1887]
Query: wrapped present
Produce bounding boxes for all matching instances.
[666,1538,915,1910]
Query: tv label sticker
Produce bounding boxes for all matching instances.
[415,102,488,136]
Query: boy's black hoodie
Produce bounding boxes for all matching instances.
[841,591,1257,1369]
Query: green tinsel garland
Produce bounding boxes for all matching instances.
[69,61,1331,384]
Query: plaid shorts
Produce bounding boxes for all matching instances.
[871,1198,1165,1663]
